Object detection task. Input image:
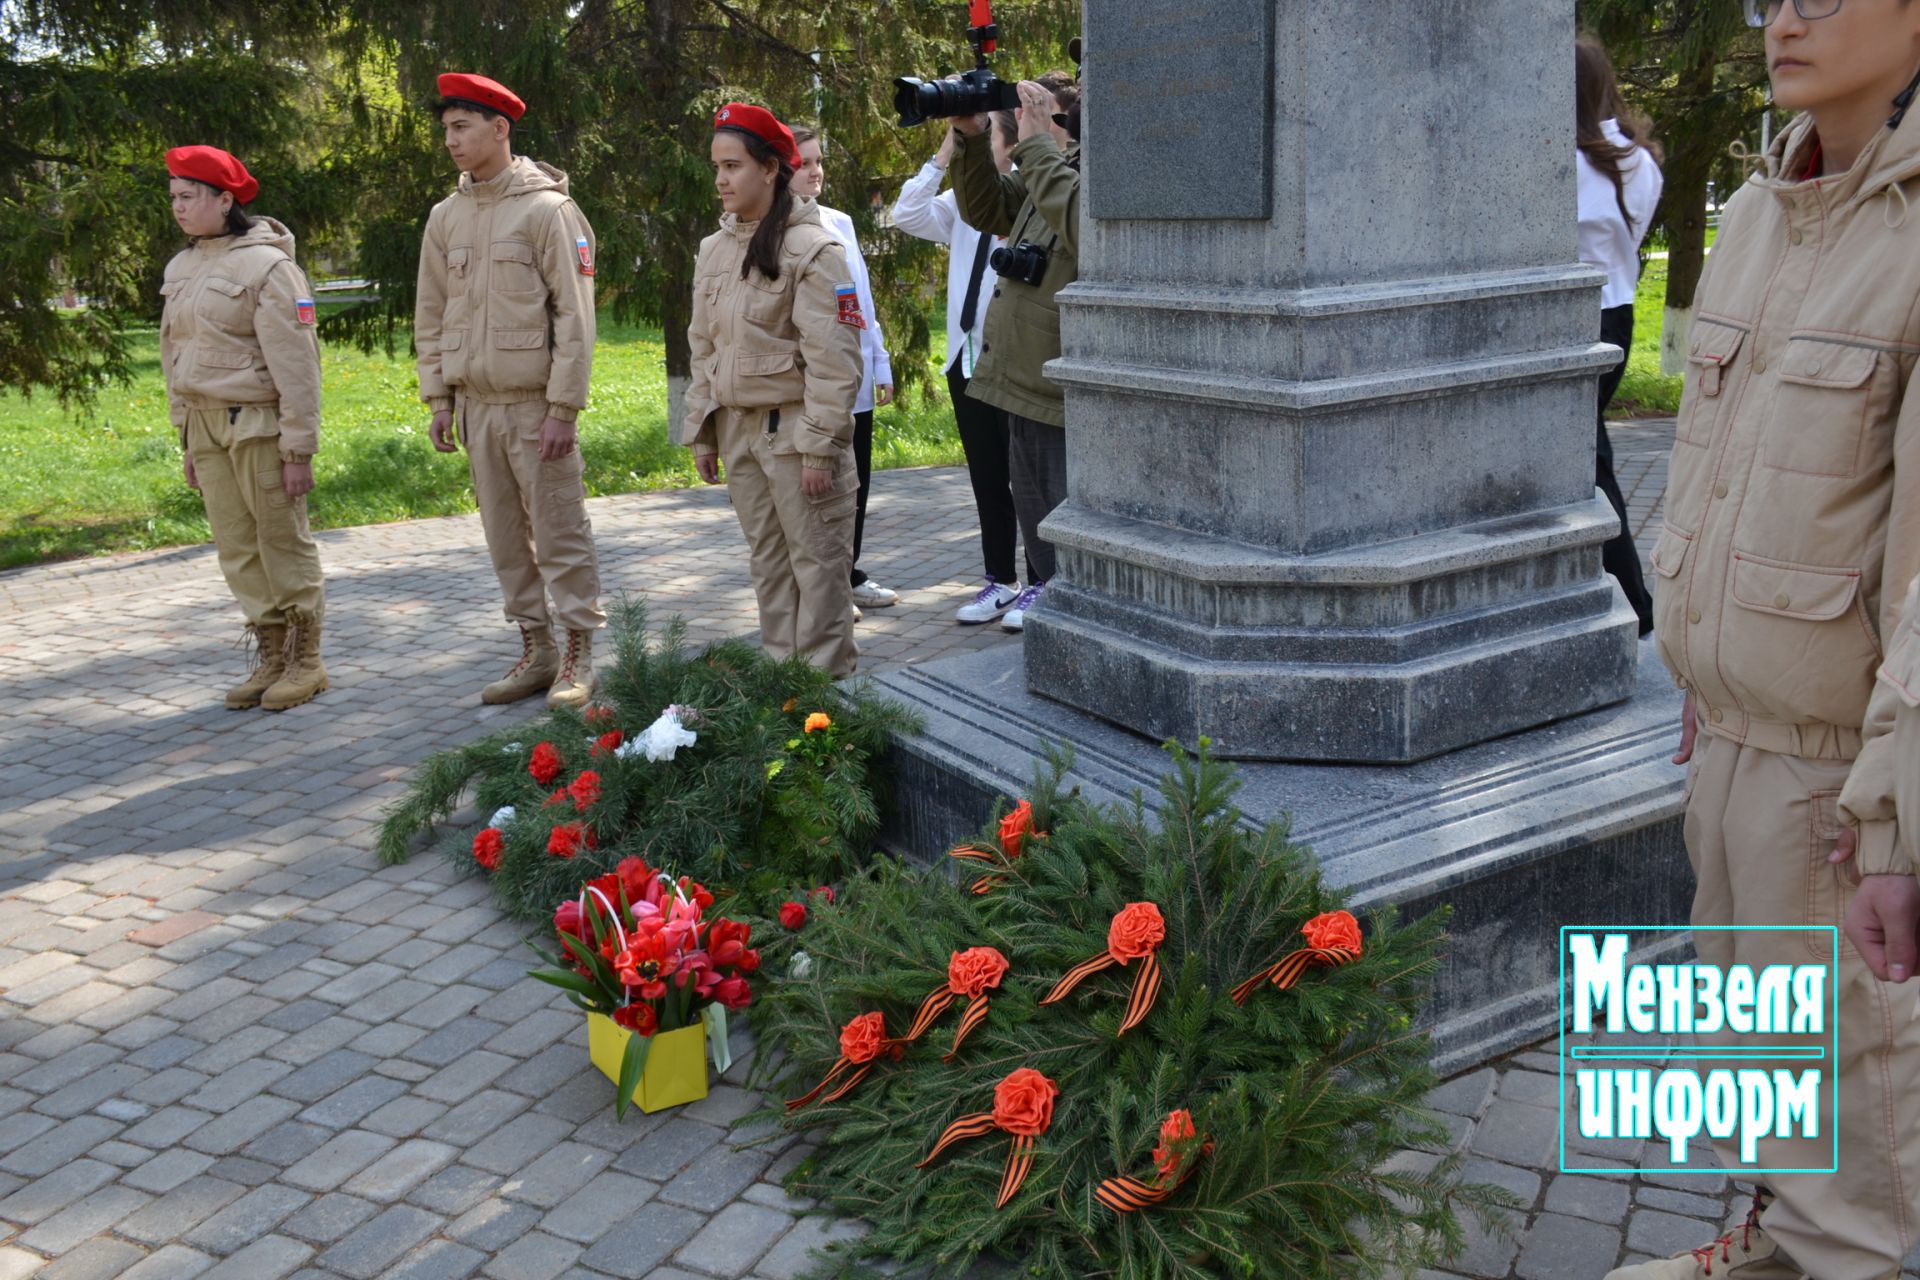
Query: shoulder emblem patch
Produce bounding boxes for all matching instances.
[576,237,595,276]
[295,298,317,326]
[835,283,866,329]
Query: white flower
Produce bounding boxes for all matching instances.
[617,707,698,762]
[501,741,522,755]
[487,806,516,830]
[788,950,814,980]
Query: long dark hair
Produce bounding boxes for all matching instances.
[717,125,795,283]
[1576,35,1660,232]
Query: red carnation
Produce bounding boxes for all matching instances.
[529,742,562,785]
[779,901,807,930]
[809,885,835,904]
[592,730,624,756]
[471,828,504,871]
[568,771,602,811]
[548,822,589,859]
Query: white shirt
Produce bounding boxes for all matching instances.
[889,159,1001,378]
[816,205,891,415]
[1577,119,1664,310]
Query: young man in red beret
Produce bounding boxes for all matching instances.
[415,72,604,708]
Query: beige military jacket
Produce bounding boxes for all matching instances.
[678,198,862,468]
[1841,573,1920,873]
[1654,111,1920,874]
[160,217,322,461]
[415,157,597,422]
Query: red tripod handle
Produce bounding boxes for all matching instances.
[969,0,996,53]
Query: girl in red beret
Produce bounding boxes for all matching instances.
[676,104,865,678]
[162,146,330,710]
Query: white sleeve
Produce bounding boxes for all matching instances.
[842,224,892,387]
[889,160,956,244]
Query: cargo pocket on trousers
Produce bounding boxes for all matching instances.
[258,465,290,509]
[1806,787,1849,960]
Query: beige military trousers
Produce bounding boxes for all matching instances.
[186,407,324,625]
[459,396,604,633]
[1686,726,1920,1279]
[715,406,857,678]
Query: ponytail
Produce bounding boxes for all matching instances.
[718,124,797,283]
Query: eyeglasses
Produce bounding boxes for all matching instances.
[1744,0,1844,28]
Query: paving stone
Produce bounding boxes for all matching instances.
[282,1129,399,1192]
[36,1236,149,1280]
[483,1231,582,1280]
[1515,1211,1623,1280]
[417,1050,518,1104]
[388,1238,486,1280]
[122,1146,217,1192]
[752,1213,870,1280]
[362,1094,449,1139]
[199,1234,315,1280]
[1500,1068,1568,1109]
[343,1138,459,1202]
[184,1182,313,1254]
[466,1112,577,1175]
[1460,1156,1543,1211]
[657,1141,772,1213]
[243,1119,334,1166]
[407,1163,504,1216]
[182,1095,300,1155]
[0,1114,122,1176]
[18,1182,152,1254]
[1469,1100,1560,1169]
[425,1091,531,1145]
[123,1102,213,1149]
[609,1117,724,1179]
[119,1244,219,1280]
[578,1201,705,1278]
[405,1018,506,1069]
[299,1074,412,1130]
[33,1060,148,1118]
[672,1200,792,1277]
[318,1203,446,1279]
[282,1191,381,1245]
[116,1174,249,1244]
[540,1171,658,1244]
[0,1157,117,1224]
[1627,1208,1722,1258]
[274,1049,381,1104]
[0,1250,37,1280]
[1448,1206,1526,1279]
[1638,1186,1731,1219]
[449,1197,546,1252]
[503,1142,613,1209]
[1543,1173,1632,1224]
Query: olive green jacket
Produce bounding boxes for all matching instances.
[951,130,1079,427]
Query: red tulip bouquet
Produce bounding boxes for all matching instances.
[528,855,760,1117]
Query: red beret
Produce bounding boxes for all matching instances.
[437,73,526,122]
[165,146,259,205]
[714,103,799,169]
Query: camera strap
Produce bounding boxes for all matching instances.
[959,230,992,334]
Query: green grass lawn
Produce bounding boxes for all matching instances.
[0,313,965,570]
[1610,255,1688,419]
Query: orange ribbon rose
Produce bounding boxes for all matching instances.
[917,1067,1059,1208]
[1095,1108,1214,1214]
[1039,902,1166,1036]
[900,946,1010,1062]
[786,1011,891,1111]
[1230,909,1363,1005]
[947,799,1044,894]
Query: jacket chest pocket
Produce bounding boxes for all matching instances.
[1721,551,1880,726]
[160,280,187,344]
[195,276,253,334]
[446,246,473,297]
[1676,320,1746,448]
[740,271,793,327]
[490,240,543,297]
[1761,339,1882,478]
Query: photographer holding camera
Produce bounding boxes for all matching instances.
[948,70,1079,632]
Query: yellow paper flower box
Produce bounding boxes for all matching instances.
[586,1013,710,1114]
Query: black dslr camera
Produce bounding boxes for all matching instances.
[893,0,1020,127]
[990,240,1049,286]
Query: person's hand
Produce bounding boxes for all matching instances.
[282,460,314,500]
[1015,81,1052,142]
[183,453,199,491]
[1844,872,1920,981]
[874,384,894,408]
[694,450,723,485]
[538,416,577,461]
[935,126,958,166]
[801,466,834,498]
[1673,691,1697,765]
[429,410,457,453]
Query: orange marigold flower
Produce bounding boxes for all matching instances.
[803,712,832,734]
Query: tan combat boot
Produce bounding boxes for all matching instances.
[1603,1194,1802,1280]
[262,607,329,711]
[547,628,596,709]
[225,623,288,710]
[482,626,560,705]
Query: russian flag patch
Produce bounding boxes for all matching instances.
[576,237,595,276]
[835,283,865,329]
[295,298,317,326]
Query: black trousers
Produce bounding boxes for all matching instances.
[1006,412,1068,584]
[1597,303,1654,636]
[948,363,1031,586]
[849,409,873,587]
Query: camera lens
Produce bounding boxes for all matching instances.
[893,78,944,128]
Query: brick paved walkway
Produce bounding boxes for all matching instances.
[7,434,1905,1280]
